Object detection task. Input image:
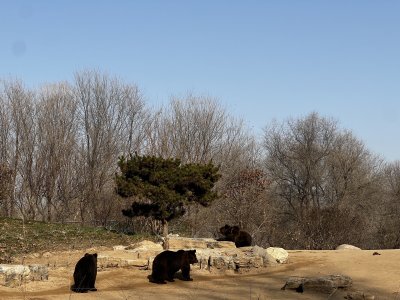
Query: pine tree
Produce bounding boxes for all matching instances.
[116,154,220,236]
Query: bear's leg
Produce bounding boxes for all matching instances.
[75,275,89,293]
[151,270,167,284]
[181,266,193,281]
[80,276,90,293]
[88,272,97,291]
[154,277,167,284]
[166,270,175,282]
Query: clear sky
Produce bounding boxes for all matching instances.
[1,1,399,161]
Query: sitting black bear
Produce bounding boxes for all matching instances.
[71,253,98,293]
[219,224,252,247]
[151,249,198,284]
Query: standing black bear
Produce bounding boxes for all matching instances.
[151,250,198,284]
[71,253,98,293]
[219,224,252,247]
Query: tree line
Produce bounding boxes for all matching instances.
[0,70,399,250]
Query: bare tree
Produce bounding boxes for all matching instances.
[144,95,229,163]
[377,161,400,248]
[0,163,13,216]
[35,83,78,221]
[0,83,13,216]
[3,80,38,220]
[74,70,146,224]
[263,112,382,249]
[148,95,266,238]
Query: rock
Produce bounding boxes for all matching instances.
[233,254,263,269]
[166,236,236,250]
[113,245,127,251]
[85,247,97,252]
[101,239,288,272]
[210,256,234,269]
[0,264,48,287]
[29,253,40,259]
[0,265,30,287]
[126,240,163,252]
[28,264,49,281]
[282,274,352,294]
[194,246,287,271]
[125,240,164,260]
[336,244,361,250]
[42,252,52,258]
[346,291,375,300]
[251,246,278,266]
[266,247,289,263]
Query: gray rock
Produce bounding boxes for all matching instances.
[166,236,236,250]
[346,291,375,300]
[42,251,52,258]
[0,264,48,287]
[266,247,289,264]
[282,274,352,294]
[113,245,126,251]
[29,264,49,281]
[336,244,361,250]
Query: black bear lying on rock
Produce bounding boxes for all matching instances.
[219,224,252,247]
[151,250,198,284]
[71,253,98,293]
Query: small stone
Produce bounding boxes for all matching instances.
[113,245,126,251]
[42,252,52,258]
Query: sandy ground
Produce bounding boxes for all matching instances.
[1,249,400,300]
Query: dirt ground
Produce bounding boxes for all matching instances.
[1,249,399,300]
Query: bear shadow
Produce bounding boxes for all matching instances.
[147,271,191,284]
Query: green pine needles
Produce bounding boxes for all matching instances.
[116,154,220,235]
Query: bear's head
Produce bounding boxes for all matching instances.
[231,226,240,236]
[219,224,232,236]
[186,250,198,264]
[84,253,98,262]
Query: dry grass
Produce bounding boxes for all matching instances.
[0,217,154,262]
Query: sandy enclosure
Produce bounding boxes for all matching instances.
[0,249,399,300]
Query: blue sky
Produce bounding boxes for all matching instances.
[1,1,399,161]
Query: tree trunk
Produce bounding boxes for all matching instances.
[47,197,52,223]
[162,219,169,250]
[162,219,169,237]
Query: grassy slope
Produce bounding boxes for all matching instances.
[0,217,152,263]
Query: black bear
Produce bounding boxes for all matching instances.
[219,224,252,247]
[151,250,198,284]
[71,253,98,293]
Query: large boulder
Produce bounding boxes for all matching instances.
[282,274,352,294]
[251,246,278,266]
[266,247,289,264]
[194,246,287,271]
[98,241,164,269]
[346,291,375,300]
[104,238,288,272]
[336,244,361,250]
[127,240,164,251]
[0,264,48,287]
[166,236,236,250]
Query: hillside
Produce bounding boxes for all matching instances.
[0,217,150,263]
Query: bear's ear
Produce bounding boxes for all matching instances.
[84,253,90,257]
[93,253,98,258]
[220,224,230,234]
